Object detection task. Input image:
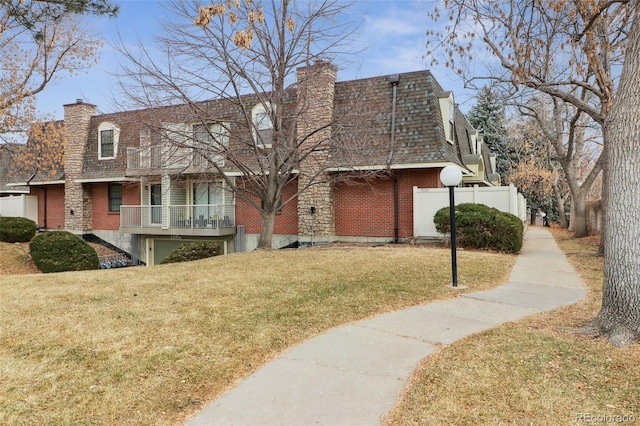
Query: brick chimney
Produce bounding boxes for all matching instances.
[296,61,337,243]
[63,99,96,232]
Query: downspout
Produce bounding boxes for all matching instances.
[26,172,47,229]
[36,187,47,229]
[386,74,400,243]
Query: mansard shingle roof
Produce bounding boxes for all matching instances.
[77,94,272,180]
[327,70,465,170]
[75,69,480,180]
[78,111,147,181]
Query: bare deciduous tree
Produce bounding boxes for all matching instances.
[505,115,563,221]
[115,0,386,248]
[0,0,117,140]
[515,95,602,232]
[427,0,630,238]
[13,120,66,180]
[597,3,640,347]
[0,0,118,184]
[429,0,640,346]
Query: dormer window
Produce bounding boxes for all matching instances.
[98,122,120,160]
[448,97,455,143]
[438,92,455,144]
[469,130,477,154]
[252,103,273,147]
[101,130,114,157]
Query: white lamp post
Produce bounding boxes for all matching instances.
[439,166,463,287]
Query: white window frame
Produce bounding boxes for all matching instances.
[98,122,120,160]
[189,179,235,224]
[251,103,274,147]
[438,93,455,144]
[192,122,228,166]
[191,180,227,205]
[193,122,229,147]
[449,97,455,143]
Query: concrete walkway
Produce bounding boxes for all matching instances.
[186,227,585,426]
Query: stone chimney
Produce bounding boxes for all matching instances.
[63,99,96,232]
[296,61,337,243]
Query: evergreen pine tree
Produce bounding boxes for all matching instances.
[467,87,511,179]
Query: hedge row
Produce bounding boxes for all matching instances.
[160,241,220,264]
[0,216,37,243]
[29,231,99,273]
[434,203,524,254]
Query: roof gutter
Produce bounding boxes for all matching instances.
[7,172,37,187]
[326,162,472,173]
[75,176,135,184]
[7,179,65,186]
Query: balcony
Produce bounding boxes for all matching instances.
[120,204,236,237]
[126,145,222,176]
[126,146,162,174]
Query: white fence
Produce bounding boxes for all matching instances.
[413,184,527,238]
[0,195,38,223]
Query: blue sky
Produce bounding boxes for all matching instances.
[36,0,475,119]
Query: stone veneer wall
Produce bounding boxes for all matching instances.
[296,62,337,240]
[63,100,96,231]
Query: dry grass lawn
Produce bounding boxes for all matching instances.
[0,242,39,275]
[384,228,640,425]
[0,242,514,425]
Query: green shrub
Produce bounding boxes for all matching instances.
[160,241,220,264]
[0,216,37,242]
[434,203,524,254]
[29,231,99,273]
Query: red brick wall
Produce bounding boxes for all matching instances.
[235,179,298,235]
[33,185,65,229]
[92,182,140,231]
[334,178,395,237]
[334,169,440,238]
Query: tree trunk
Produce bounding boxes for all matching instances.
[568,200,575,232]
[572,193,589,238]
[257,209,277,248]
[598,151,607,257]
[553,186,568,229]
[594,6,640,347]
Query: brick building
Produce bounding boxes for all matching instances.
[0,64,500,265]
